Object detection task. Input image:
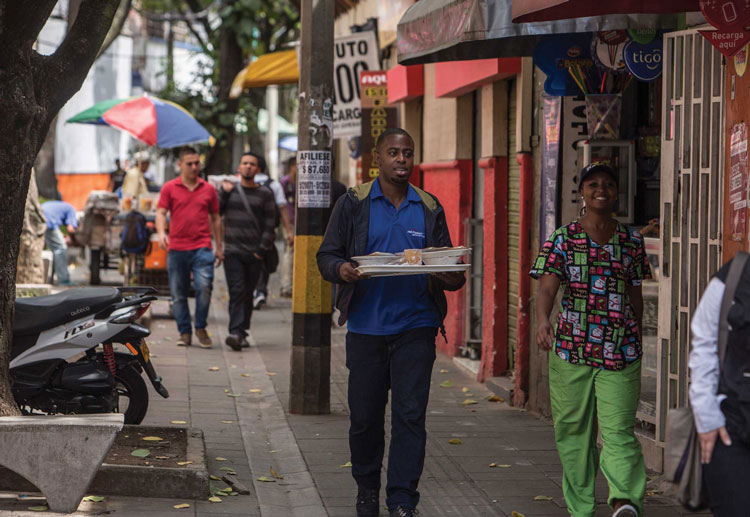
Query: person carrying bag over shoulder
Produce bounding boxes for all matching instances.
[677,251,750,515]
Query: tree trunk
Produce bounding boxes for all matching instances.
[203,1,243,176]
[0,0,119,416]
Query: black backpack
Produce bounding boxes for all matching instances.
[257,178,281,228]
[121,210,150,254]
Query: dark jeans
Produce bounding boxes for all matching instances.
[224,253,263,337]
[703,429,750,516]
[167,248,214,335]
[346,327,437,510]
[254,263,268,297]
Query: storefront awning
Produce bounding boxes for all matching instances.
[230,50,299,99]
[511,0,699,23]
[397,0,689,65]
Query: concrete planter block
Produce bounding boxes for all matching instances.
[0,414,123,513]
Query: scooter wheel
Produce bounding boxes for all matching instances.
[115,365,149,425]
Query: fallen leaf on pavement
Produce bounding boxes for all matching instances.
[439,369,449,373]
[646,490,661,497]
[219,467,236,473]
[534,495,553,501]
[215,491,228,496]
[215,457,228,461]
[173,503,190,509]
[142,436,164,441]
[229,491,239,496]
[83,495,105,503]
[224,389,230,393]
[257,476,276,482]
[28,506,48,512]
[461,387,469,393]
[266,372,277,376]
[448,438,462,445]
[209,475,222,481]
[462,399,478,406]
[208,366,220,371]
[226,393,241,397]
[340,461,352,468]
[131,449,150,458]
[208,496,222,503]
[221,420,233,424]
[249,389,262,393]
[487,395,505,403]
[156,456,170,460]
[270,466,284,479]
[439,380,453,388]
[270,450,279,453]
[177,461,193,466]
[171,420,187,424]
[241,373,250,377]
[511,512,525,517]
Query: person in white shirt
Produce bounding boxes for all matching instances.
[689,255,750,516]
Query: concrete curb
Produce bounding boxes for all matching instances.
[0,427,209,500]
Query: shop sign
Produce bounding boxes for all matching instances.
[333,31,381,139]
[533,33,594,96]
[735,44,749,77]
[297,150,332,208]
[623,37,663,82]
[627,28,657,44]
[359,71,397,183]
[698,29,750,57]
[700,0,750,31]
[729,122,748,241]
[540,96,561,243]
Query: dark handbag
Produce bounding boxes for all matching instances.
[234,184,279,273]
[665,251,748,509]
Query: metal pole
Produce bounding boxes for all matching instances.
[289,0,335,415]
[266,85,279,179]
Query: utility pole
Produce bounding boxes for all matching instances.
[289,0,335,414]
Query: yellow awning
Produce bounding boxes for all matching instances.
[230,50,299,98]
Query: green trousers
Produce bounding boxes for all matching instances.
[549,353,646,517]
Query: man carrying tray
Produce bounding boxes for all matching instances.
[317,128,465,517]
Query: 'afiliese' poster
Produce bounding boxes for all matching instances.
[297,151,332,208]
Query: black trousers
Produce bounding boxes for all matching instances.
[346,327,437,510]
[254,263,268,297]
[223,253,263,337]
[704,403,750,516]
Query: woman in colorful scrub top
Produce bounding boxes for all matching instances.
[530,163,650,517]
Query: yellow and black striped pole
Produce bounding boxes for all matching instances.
[289,0,334,415]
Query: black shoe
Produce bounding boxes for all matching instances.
[356,487,379,517]
[389,507,417,517]
[240,337,250,348]
[225,334,242,351]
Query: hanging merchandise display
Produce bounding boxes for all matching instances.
[700,0,750,30]
[624,35,663,82]
[592,31,628,72]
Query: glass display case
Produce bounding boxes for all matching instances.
[577,140,636,223]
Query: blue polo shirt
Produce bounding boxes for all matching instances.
[347,179,441,335]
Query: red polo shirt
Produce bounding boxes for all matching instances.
[157,176,219,251]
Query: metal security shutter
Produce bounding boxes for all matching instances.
[657,31,724,443]
[508,79,520,369]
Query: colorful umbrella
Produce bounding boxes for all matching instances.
[66,95,211,148]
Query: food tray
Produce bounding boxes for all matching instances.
[355,263,470,278]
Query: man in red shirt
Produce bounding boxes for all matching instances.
[156,147,223,347]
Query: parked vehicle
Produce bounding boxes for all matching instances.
[10,286,168,424]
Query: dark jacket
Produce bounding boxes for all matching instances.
[316,180,465,329]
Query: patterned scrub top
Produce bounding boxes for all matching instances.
[530,221,652,371]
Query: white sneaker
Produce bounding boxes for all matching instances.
[612,504,638,517]
[253,293,266,310]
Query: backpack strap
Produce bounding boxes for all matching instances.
[719,251,749,368]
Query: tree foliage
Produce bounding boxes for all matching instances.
[139,0,300,174]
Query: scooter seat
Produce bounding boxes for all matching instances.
[14,287,123,335]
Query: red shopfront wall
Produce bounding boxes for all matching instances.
[420,160,472,356]
[478,157,509,381]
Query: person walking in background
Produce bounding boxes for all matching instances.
[156,146,223,348]
[531,163,650,517]
[121,151,150,199]
[689,253,750,516]
[108,158,126,193]
[317,128,465,517]
[277,156,297,298]
[219,152,277,351]
[251,155,291,309]
[41,197,78,286]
